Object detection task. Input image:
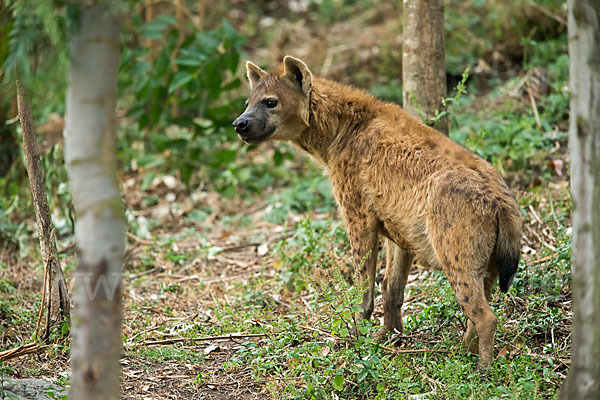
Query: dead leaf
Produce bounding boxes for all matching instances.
[498,345,511,359]
[551,159,564,176]
[257,243,269,256]
[204,343,219,355]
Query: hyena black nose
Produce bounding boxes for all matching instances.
[233,117,249,133]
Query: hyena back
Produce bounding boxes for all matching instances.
[233,56,523,368]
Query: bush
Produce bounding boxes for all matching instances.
[119,16,247,186]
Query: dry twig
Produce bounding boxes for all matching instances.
[127,333,270,348]
[0,342,51,362]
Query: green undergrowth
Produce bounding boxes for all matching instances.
[120,188,571,399]
[233,218,567,399]
[450,35,569,177]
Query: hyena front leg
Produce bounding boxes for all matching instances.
[345,215,379,323]
[331,175,379,324]
[375,240,413,341]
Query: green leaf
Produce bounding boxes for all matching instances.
[175,57,203,67]
[213,149,237,165]
[137,154,165,169]
[141,172,155,191]
[169,71,192,94]
[273,151,283,166]
[181,163,194,185]
[176,48,207,66]
[332,375,344,391]
[141,15,177,39]
[357,369,368,383]
[194,32,220,52]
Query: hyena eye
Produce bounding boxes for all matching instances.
[265,99,278,108]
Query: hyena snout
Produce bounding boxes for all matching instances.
[232,116,250,133]
[232,111,273,144]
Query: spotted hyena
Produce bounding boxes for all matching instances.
[233,56,522,368]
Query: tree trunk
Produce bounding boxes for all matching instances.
[15,76,70,341]
[402,0,448,135]
[65,5,124,400]
[561,1,600,399]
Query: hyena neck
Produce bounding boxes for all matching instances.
[292,78,378,166]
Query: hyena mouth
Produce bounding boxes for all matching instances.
[242,126,276,144]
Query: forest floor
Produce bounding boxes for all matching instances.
[1,154,573,399]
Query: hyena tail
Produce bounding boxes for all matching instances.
[494,207,522,293]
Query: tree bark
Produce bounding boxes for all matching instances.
[15,76,70,341]
[65,5,124,400]
[402,0,448,135]
[560,1,600,399]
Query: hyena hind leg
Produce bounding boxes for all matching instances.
[462,264,499,355]
[454,275,498,369]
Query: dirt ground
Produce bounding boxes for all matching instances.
[1,171,572,399]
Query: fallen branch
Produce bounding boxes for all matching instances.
[219,242,260,252]
[126,231,156,246]
[127,333,270,348]
[0,342,51,362]
[172,271,255,284]
[300,325,449,355]
[200,375,305,387]
[378,345,451,354]
[300,325,335,338]
[530,253,560,265]
[128,266,163,279]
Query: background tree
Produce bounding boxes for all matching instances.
[402,0,448,134]
[561,0,600,398]
[16,75,70,340]
[65,4,124,399]
[2,0,71,340]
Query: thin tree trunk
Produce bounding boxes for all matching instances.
[65,5,124,400]
[561,1,600,399]
[402,0,448,134]
[15,75,70,341]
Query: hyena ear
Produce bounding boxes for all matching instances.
[246,61,268,89]
[283,55,312,96]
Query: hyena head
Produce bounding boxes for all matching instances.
[233,56,312,144]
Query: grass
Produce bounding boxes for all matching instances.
[201,212,568,400]
[108,175,569,399]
